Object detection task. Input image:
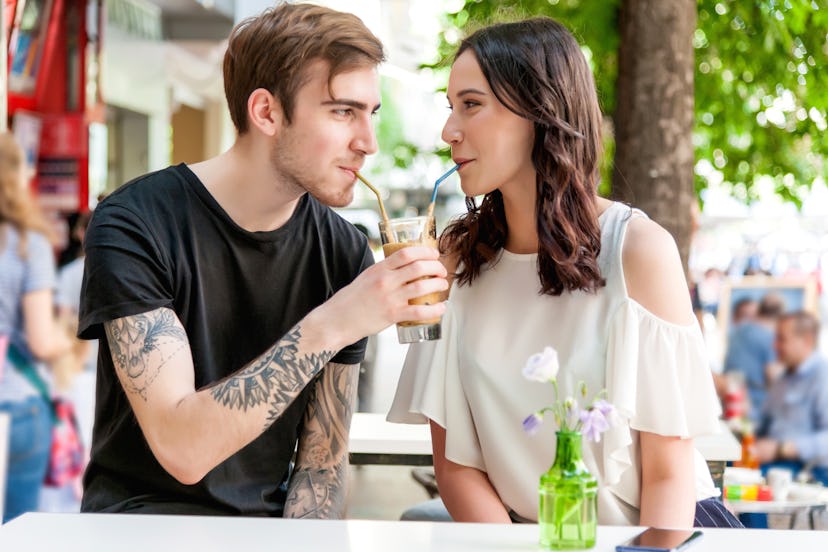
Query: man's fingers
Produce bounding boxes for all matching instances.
[382,245,440,270]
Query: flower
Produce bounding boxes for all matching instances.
[522,346,560,382]
[521,346,616,442]
[522,413,544,435]
[579,407,611,442]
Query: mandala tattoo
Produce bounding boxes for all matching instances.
[209,325,335,424]
[105,309,188,400]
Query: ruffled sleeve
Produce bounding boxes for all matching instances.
[387,299,485,470]
[602,298,722,506]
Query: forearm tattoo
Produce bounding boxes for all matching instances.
[104,309,188,401]
[285,362,358,519]
[209,325,335,429]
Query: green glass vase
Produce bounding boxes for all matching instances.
[538,431,598,550]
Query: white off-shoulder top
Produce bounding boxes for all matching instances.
[387,201,722,525]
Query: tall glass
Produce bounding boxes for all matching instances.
[379,215,442,343]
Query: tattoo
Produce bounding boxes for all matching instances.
[284,362,358,519]
[104,309,188,400]
[209,325,335,426]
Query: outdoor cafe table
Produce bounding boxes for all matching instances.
[1,513,826,551]
[349,413,741,472]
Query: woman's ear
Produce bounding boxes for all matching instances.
[246,88,284,137]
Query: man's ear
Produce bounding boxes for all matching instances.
[247,89,284,137]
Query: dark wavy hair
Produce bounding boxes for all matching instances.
[441,18,605,295]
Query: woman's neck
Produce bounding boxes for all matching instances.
[501,182,538,254]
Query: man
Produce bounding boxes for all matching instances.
[755,311,828,486]
[78,3,447,517]
[717,293,784,422]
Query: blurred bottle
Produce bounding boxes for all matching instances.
[735,419,759,470]
[723,371,747,429]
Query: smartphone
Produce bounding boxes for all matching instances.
[615,528,703,552]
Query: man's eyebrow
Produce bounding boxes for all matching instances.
[322,99,382,112]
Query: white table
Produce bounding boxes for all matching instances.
[1,513,827,551]
[726,494,828,530]
[349,414,741,468]
[349,413,432,465]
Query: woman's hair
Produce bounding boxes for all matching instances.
[441,17,605,295]
[0,132,52,256]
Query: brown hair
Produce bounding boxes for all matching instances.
[779,311,820,341]
[0,132,52,256]
[441,18,605,295]
[223,3,385,133]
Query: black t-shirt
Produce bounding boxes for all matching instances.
[78,164,373,515]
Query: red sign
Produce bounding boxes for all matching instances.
[38,113,87,157]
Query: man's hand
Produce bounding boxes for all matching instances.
[320,245,448,348]
[755,437,778,463]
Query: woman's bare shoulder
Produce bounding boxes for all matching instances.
[622,216,694,324]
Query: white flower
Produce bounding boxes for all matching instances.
[522,346,560,382]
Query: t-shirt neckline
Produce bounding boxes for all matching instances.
[175,163,308,243]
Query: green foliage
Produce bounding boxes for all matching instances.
[374,79,422,171]
[434,0,828,203]
[694,0,828,205]
[428,0,619,113]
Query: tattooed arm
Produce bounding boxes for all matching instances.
[284,362,358,519]
[103,246,448,485]
[104,307,340,485]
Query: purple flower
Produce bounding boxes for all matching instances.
[579,408,610,442]
[522,413,544,435]
[592,399,614,417]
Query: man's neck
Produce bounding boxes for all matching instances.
[188,141,304,233]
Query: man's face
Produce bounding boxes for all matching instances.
[774,319,813,369]
[271,60,380,207]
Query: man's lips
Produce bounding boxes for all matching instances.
[339,166,362,178]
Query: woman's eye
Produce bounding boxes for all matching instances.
[464,100,480,109]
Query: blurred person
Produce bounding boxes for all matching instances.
[77,3,447,518]
[39,210,97,514]
[0,132,72,522]
[755,311,828,486]
[697,268,724,316]
[731,297,757,325]
[715,293,784,422]
[388,18,737,528]
[57,212,85,269]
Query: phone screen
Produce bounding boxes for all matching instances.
[616,528,703,552]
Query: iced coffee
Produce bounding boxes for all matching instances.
[379,215,442,343]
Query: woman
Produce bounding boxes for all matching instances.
[388,18,738,527]
[0,132,71,521]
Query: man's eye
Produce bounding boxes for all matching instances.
[334,109,353,117]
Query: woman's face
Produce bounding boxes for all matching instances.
[442,50,536,198]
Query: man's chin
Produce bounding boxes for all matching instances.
[310,189,354,208]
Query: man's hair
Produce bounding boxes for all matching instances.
[780,311,820,341]
[758,292,786,318]
[223,3,385,133]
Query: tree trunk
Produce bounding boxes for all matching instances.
[612,0,696,271]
